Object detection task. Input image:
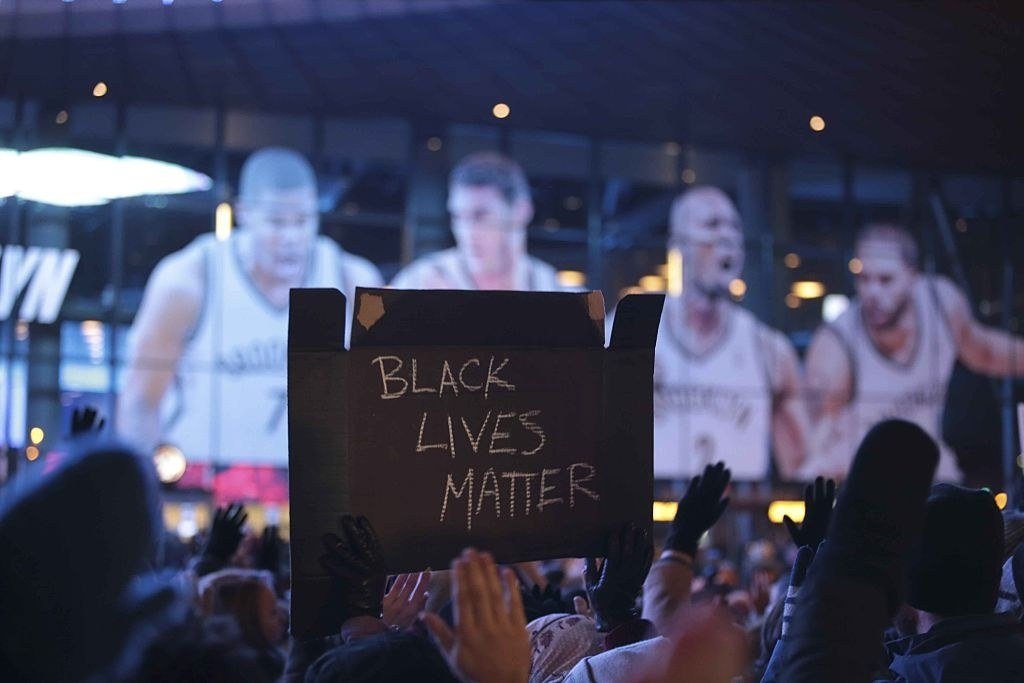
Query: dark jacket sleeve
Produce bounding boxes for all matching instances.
[776,420,938,682]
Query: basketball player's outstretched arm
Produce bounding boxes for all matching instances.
[117,250,203,452]
[762,328,811,479]
[802,327,854,477]
[934,276,1024,377]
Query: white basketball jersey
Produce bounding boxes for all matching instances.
[161,234,381,466]
[653,299,773,480]
[389,248,562,291]
[812,277,960,481]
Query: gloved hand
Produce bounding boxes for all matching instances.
[70,405,106,438]
[584,523,653,632]
[664,462,731,557]
[203,504,247,562]
[783,476,836,550]
[257,524,282,575]
[319,515,387,620]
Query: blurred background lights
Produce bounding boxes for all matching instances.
[0,147,211,207]
[153,444,187,484]
[791,280,826,299]
[556,270,586,288]
[492,102,510,119]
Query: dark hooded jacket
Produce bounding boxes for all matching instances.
[882,613,1024,682]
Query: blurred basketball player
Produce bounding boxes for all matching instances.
[119,147,382,465]
[802,223,1024,481]
[654,186,807,480]
[390,151,560,291]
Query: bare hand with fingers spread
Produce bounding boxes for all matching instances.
[421,548,530,683]
[383,571,432,630]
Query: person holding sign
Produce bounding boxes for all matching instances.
[653,186,808,481]
[801,223,1024,481]
[390,152,561,291]
[119,147,383,465]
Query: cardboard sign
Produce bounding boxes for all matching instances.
[288,287,662,637]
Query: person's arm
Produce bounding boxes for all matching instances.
[644,462,731,635]
[762,328,810,479]
[421,548,531,683]
[778,420,938,682]
[800,327,855,478]
[581,523,655,646]
[934,276,1024,377]
[117,250,203,452]
[804,326,853,422]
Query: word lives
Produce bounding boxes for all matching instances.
[371,355,600,530]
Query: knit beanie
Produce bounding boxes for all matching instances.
[906,484,1004,616]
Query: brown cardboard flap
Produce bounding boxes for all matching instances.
[351,288,604,348]
[608,293,664,350]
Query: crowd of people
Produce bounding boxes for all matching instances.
[3,407,1024,682]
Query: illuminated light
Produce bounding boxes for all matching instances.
[663,142,681,156]
[995,492,1008,510]
[1018,453,1024,470]
[55,110,69,125]
[92,82,108,98]
[80,319,103,337]
[784,252,801,269]
[492,102,511,119]
[848,257,863,274]
[809,115,826,132]
[681,168,697,184]
[163,0,174,4]
[215,202,233,242]
[639,275,666,292]
[667,247,684,296]
[768,500,805,524]
[426,136,442,152]
[785,293,801,309]
[29,427,44,445]
[556,270,586,288]
[153,444,187,484]
[563,196,583,211]
[955,218,968,233]
[3,147,211,207]
[728,278,747,298]
[653,500,678,522]
[822,294,851,323]
[26,446,39,461]
[14,321,28,341]
[791,280,826,299]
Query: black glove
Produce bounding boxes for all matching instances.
[664,461,731,557]
[584,523,654,632]
[319,515,387,621]
[70,406,105,438]
[783,476,836,550]
[204,504,247,562]
[258,525,282,575]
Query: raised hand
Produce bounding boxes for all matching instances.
[421,548,530,683]
[383,571,432,630]
[783,476,836,550]
[70,405,106,438]
[204,503,247,562]
[584,522,654,632]
[665,462,731,557]
[257,524,282,575]
[319,515,387,619]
